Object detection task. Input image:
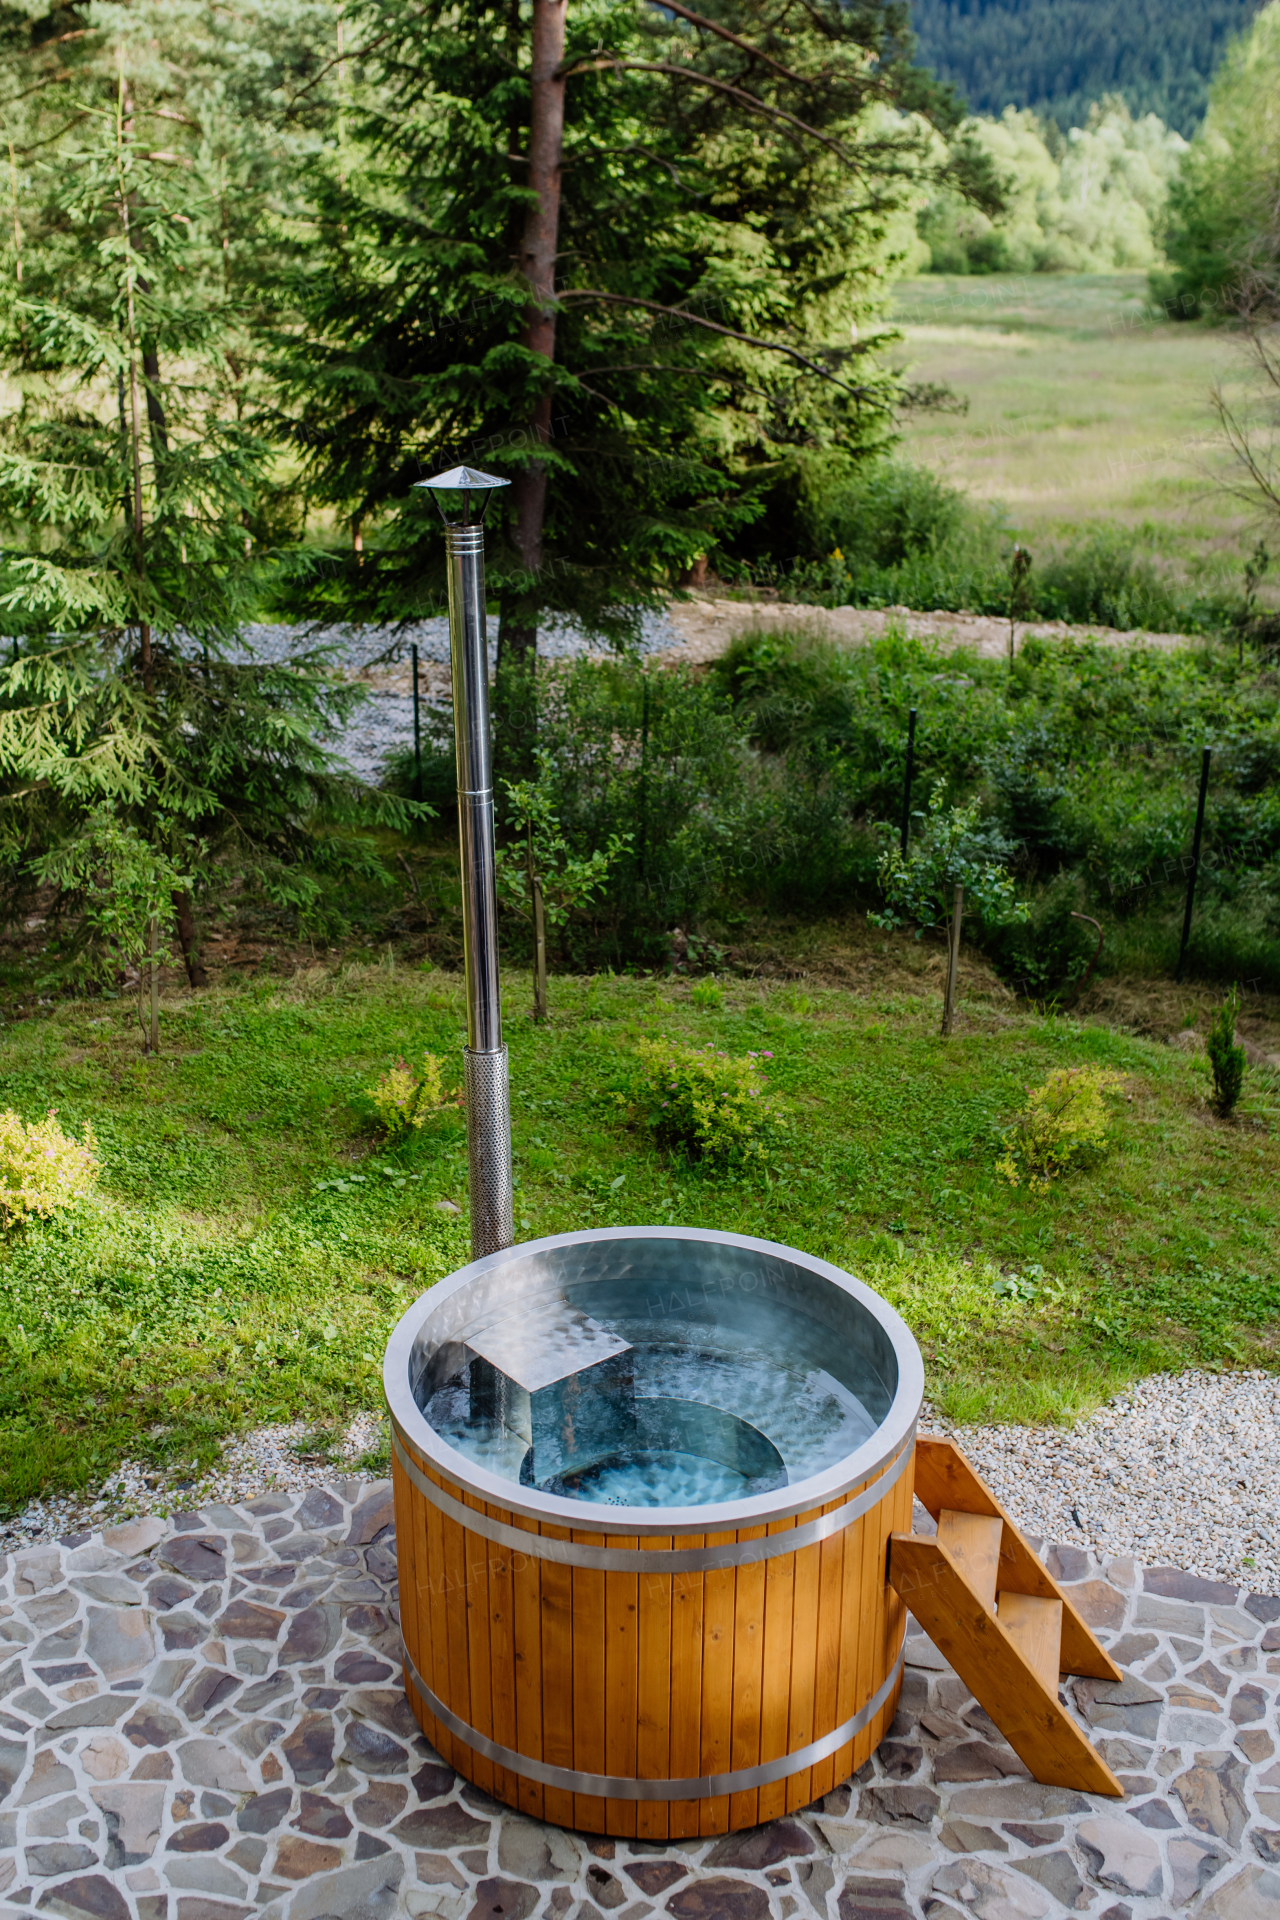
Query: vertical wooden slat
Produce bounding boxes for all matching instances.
[808,1499,849,1801]
[604,1536,640,1838]
[572,1528,609,1833]
[830,1489,865,1790]
[667,1542,705,1839]
[756,1510,799,1825]
[699,1534,737,1836]
[785,1519,822,1814]
[539,1522,576,1829]
[423,1468,452,1713]
[511,1512,545,1821]
[728,1525,766,1832]
[485,1499,518,1809]
[636,1540,672,1842]
[460,1491,494,1796]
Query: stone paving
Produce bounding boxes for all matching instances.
[2,1481,1278,1920]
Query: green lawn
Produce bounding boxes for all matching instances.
[1,959,1276,1516]
[889,273,1257,598]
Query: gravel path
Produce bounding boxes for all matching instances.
[5,1373,1278,1598]
[935,1370,1280,1594]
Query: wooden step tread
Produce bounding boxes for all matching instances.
[997,1591,1063,1694]
[890,1532,1122,1798]
[938,1509,1003,1612]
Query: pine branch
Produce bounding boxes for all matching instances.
[556,289,875,396]
[558,56,856,161]
[638,0,817,86]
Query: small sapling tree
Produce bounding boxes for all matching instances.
[1206,985,1247,1116]
[496,755,631,1020]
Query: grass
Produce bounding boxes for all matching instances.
[889,272,1264,602]
[1,954,1276,1516]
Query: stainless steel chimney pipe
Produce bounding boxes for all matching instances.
[415,466,514,1259]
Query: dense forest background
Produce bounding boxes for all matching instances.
[910,0,1265,136]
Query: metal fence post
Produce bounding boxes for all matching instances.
[416,466,515,1258]
[1175,747,1212,986]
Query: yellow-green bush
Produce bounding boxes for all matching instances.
[997,1065,1124,1191]
[366,1053,448,1135]
[0,1109,98,1228]
[632,1037,787,1164]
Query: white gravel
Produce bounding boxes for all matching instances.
[933,1367,1280,1592]
[7,1373,1278,1595]
[0,1410,388,1554]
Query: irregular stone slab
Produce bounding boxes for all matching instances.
[1063,1581,1126,1631]
[14,1547,64,1595]
[1198,1865,1280,1919]
[123,1704,185,1750]
[285,1849,404,1920]
[667,1877,771,1920]
[273,1835,343,1879]
[27,1792,90,1839]
[339,1720,407,1776]
[74,1575,145,1607]
[495,1814,582,1880]
[168,1821,232,1853]
[1144,1567,1239,1607]
[392,1802,490,1850]
[1128,1797,1179,1828]
[236,1673,294,1717]
[216,1600,285,1642]
[1013,1852,1087,1909]
[1077,1816,1162,1898]
[935,1744,1029,1784]
[296,1490,344,1530]
[704,1818,814,1869]
[412,1854,467,1888]
[84,1607,156,1683]
[177,1741,253,1794]
[1256,1834,1280,1867]
[1231,1682,1267,1725]
[92,1783,165,1866]
[942,1785,1091,1821]
[837,1878,915,1920]
[940,1823,1007,1854]
[280,1606,340,1666]
[179,1669,242,1721]
[36,1872,131,1920]
[409,1762,455,1803]
[625,1861,686,1895]
[149,1578,195,1612]
[346,1488,394,1548]
[20,1751,76,1803]
[294,1792,353,1840]
[163,1858,248,1898]
[46,1695,134,1731]
[101,1518,166,1559]
[1001,1825,1061,1850]
[1168,1834,1230,1905]
[335,1652,392,1686]
[27,1843,100,1877]
[1173,1752,1251,1848]
[931,1860,1051,1918]
[852,1833,936,1874]
[237,1790,293,1835]
[158,1539,226,1584]
[353,1782,408,1828]
[281,1714,335,1786]
[859,1785,940,1826]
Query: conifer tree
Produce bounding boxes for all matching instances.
[0,3,414,986]
[273,0,992,780]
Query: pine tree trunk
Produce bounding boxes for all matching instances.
[497,0,567,791]
[173,889,208,988]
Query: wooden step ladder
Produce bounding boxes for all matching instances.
[889,1435,1124,1797]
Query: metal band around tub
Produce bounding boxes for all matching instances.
[403,1641,905,1802]
[391,1425,913,1574]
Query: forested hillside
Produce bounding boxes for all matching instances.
[911,0,1263,134]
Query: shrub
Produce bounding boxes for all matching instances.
[871,783,1029,937]
[690,978,724,1009]
[997,1065,1125,1190]
[366,1053,449,1134]
[632,1038,787,1165]
[0,1109,98,1229]
[1206,987,1247,1116]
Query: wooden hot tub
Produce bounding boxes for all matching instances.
[383,1227,924,1837]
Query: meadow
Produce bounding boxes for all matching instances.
[1,959,1276,1518]
[888,272,1259,599]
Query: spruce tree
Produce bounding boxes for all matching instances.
[0,4,413,989]
[272,0,990,781]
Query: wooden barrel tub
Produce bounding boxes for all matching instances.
[383,1227,924,1837]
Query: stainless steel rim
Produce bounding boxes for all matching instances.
[402,1641,905,1801]
[383,1226,926,1537]
[391,1423,915,1572]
